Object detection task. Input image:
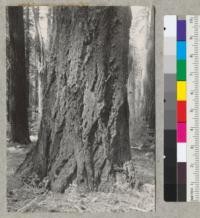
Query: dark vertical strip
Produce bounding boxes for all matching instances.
[7,6,30,144]
[164,130,177,201]
[164,16,177,201]
[164,74,177,201]
[177,18,187,202]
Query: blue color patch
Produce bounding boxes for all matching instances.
[177,41,186,60]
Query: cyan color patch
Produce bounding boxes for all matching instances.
[177,41,186,60]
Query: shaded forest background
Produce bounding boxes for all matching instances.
[6,6,155,212]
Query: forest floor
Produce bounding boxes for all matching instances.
[7,138,155,213]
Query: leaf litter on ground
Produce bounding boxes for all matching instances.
[7,140,155,213]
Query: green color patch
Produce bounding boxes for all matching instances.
[177,60,186,81]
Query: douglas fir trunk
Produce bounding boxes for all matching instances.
[18,7,131,193]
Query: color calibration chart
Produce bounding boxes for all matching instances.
[164,15,200,202]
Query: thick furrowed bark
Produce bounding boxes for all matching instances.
[18,7,131,192]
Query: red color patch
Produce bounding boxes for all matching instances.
[177,101,186,123]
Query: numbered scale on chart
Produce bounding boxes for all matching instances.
[186,15,200,202]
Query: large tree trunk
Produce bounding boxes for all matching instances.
[7,7,30,144]
[18,7,131,193]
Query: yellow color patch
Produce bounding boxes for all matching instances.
[177,81,186,101]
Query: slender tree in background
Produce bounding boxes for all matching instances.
[6,9,11,124]
[32,7,45,126]
[18,7,131,193]
[7,6,30,144]
[23,7,40,131]
[144,7,155,129]
[127,7,155,149]
[24,7,30,127]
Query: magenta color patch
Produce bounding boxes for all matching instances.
[177,123,186,142]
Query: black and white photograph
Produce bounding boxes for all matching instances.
[6,6,155,213]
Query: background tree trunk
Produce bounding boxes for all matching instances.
[24,7,30,131]
[7,6,30,144]
[18,7,131,193]
[144,7,155,129]
[33,7,45,128]
[128,7,155,149]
